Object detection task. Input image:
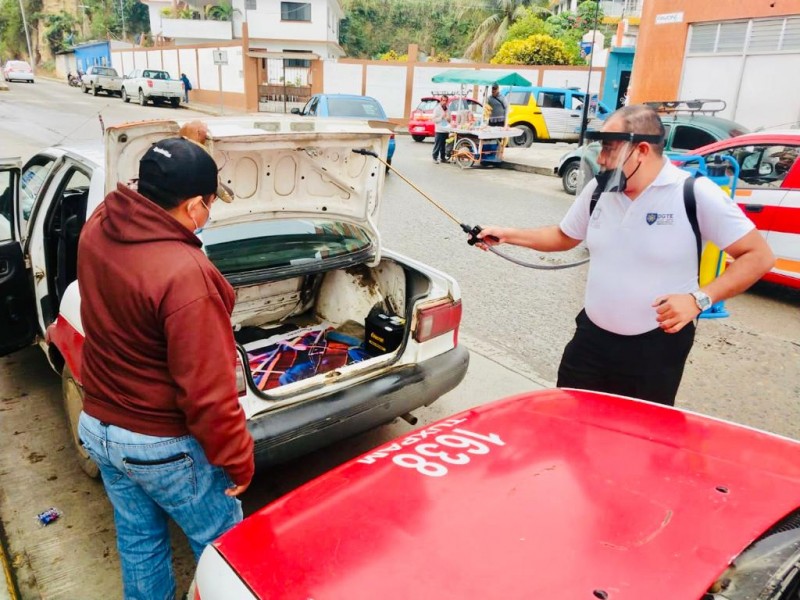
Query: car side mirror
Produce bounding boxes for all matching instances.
[759,162,774,176]
[290,108,301,114]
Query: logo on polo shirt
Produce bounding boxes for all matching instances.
[646,213,674,226]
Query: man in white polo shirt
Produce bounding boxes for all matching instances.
[477,104,774,406]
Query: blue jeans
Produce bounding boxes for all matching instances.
[79,412,243,600]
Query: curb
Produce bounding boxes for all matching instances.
[499,161,557,177]
[0,520,19,600]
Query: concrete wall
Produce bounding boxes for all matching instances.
[329,55,605,123]
[111,40,247,110]
[630,0,799,103]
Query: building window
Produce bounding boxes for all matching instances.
[245,0,256,9]
[689,16,800,55]
[281,2,311,22]
[283,49,311,68]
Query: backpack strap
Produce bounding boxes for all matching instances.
[588,183,603,217]
[683,176,702,271]
[589,176,702,272]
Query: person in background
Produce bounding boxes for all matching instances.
[432,95,449,164]
[77,136,253,600]
[181,72,193,103]
[486,84,509,126]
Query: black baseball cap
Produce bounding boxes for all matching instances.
[138,137,229,206]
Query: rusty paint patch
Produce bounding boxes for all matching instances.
[345,264,382,296]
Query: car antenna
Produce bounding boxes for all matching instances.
[351,148,589,270]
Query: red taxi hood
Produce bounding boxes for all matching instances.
[215,389,800,599]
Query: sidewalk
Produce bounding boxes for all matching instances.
[500,142,575,177]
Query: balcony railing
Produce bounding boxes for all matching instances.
[600,0,642,18]
[161,17,233,40]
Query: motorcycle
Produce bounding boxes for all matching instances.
[67,71,82,87]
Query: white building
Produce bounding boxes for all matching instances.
[551,0,642,19]
[141,0,345,59]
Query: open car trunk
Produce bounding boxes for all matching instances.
[103,118,460,417]
[229,256,424,397]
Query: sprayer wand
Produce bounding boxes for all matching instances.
[351,148,588,270]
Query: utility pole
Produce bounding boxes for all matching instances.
[120,0,126,41]
[578,0,601,147]
[17,0,34,73]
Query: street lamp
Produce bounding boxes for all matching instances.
[17,0,34,73]
[577,0,601,147]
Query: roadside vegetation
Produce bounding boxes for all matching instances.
[341,0,616,66]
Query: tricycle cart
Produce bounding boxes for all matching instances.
[448,126,523,168]
[431,68,532,168]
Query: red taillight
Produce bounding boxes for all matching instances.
[235,354,247,396]
[414,299,462,344]
[146,79,153,87]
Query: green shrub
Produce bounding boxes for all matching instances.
[491,34,571,66]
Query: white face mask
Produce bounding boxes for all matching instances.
[189,199,210,235]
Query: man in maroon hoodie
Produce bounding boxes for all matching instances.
[76,137,254,600]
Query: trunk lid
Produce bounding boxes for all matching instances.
[104,118,391,264]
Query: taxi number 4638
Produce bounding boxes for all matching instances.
[391,429,505,477]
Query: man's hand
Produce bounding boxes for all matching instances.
[180,120,208,145]
[475,226,508,251]
[653,294,701,333]
[225,482,250,497]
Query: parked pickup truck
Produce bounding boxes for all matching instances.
[120,69,184,108]
[81,66,122,97]
[0,117,468,478]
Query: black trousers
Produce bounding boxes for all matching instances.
[557,309,696,406]
[432,131,448,161]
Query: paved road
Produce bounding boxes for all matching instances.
[1,78,799,599]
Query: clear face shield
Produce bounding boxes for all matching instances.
[577,131,664,196]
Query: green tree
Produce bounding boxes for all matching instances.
[0,0,41,62]
[206,2,233,21]
[504,7,547,42]
[38,10,77,55]
[79,0,149,41]
[544,1,611,64]
[491,33,571,65]
[339,0,486,60]
[461,0,549,62]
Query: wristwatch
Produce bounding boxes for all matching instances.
[690,291,712,312]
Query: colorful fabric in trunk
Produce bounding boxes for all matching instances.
[244,324,370,391]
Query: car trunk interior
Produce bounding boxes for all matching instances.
[231,257,429,396]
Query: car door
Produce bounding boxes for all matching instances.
[570,92,603,132]
[124,69,138,94]
[669,124,719,154]
[703,142,800,285]
[771,147,800,283]
[0,159,38,356]
[537,91,571,140]
[24,161,93,330]
[301,96,320,116]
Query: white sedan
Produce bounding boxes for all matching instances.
[2,60,34,83]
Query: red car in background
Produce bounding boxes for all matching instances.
[691,130,800,289]
[192,388,800,599]
[407,96,483,142]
